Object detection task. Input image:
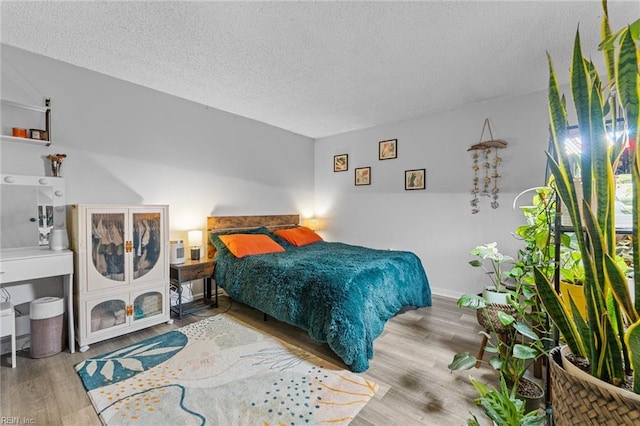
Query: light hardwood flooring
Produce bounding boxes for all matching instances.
[1,294,500,425]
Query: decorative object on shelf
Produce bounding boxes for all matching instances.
[405,168,426,190]
[29,129,48,140]
[188,230,203,261]
[468,119,507,213]
[354,167,371,186]
[333,154,348,172]
[45,153,66,177]
[12,127,27,138]
[379,139,397,160]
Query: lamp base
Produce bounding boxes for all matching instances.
[190,248,200,261]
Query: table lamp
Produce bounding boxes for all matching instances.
[188,230,203,261]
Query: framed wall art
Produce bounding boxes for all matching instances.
[379,139,397,160]
[405,169,425,190]
[334,154,348,172]
[355,167,371,186]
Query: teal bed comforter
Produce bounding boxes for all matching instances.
[211,233,431,372]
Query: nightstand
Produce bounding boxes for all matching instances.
[169,258,218,319]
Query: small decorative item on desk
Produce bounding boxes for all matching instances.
[46,153,67,177]
[188,230,203,261]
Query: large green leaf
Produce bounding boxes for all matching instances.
[534,268,586,356]
[616,27,640,315]
[625,320,640,393]
[570,29,593,204]
[513,344,537,360]
[605,253,638,322]
[513,322,539,341]
[448,352,478,371]
[616,27,639,129]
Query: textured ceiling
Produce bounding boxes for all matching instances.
[1,1,638,139]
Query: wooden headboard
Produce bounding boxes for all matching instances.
[206,214,300,259]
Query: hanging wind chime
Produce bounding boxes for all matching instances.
[468,119,507,214]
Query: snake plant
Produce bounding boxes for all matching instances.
[534,0,640,393]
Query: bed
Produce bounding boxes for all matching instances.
[207,214,431,372]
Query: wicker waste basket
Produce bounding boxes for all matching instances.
[30,297,65,359]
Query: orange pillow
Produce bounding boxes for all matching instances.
[218,234,285,258]
[274,226,323,247]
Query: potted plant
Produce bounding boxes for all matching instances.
[533,0,640,422]
[451,191,554,424]
[469,242,515,305]
[451,276,549,416]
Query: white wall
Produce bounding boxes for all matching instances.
[0,45,314,340]
[314,92,552,298]
[1,45,315,238]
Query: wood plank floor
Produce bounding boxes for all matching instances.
[1,294,497,425]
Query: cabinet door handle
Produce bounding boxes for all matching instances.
[125,241,133,252]
[126,305,133,316]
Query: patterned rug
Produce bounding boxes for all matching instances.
[75,314,378,425]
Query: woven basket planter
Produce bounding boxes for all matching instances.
[549,346,640,425]
[476,303,516,334]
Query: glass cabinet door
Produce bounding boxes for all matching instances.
[87,210,127,290]
[129,208,166,284]
[132,290,164,322]
[89,298,128,333]
[131,211,162,280]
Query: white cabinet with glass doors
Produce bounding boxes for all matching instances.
[69,205,171,351]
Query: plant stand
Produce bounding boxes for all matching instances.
[475,303,516,367]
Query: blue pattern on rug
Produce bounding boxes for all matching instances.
[76,331,187,391]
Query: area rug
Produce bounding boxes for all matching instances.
[75,314,378,425]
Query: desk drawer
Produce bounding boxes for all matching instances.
[177,264,214,282]
[0,253,73,284]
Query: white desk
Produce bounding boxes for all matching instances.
[0,247,75,353]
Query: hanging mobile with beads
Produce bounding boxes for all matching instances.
[491,147,502,209]
[470,151,480,213]
[467,119,507,213]
[482,148,491,197]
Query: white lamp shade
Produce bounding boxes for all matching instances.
[187,230,203,247]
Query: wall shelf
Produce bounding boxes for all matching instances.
[1,98,51,146]
[0,134,51,146]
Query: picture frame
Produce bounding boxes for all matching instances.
[379,139,397,160]
[333,154,348,172]
[355,167,371,186]
[405,169,426,190]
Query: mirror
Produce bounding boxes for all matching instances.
[1,175,66,249]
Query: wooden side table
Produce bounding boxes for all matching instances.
[169,258,217,319]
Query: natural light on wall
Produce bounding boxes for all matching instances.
[303,217,321,231]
